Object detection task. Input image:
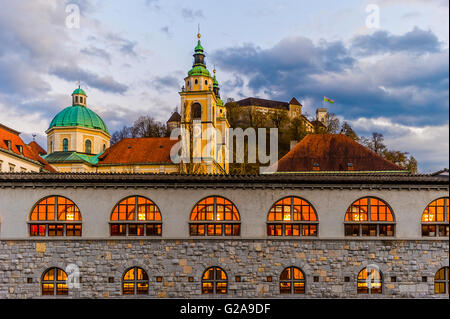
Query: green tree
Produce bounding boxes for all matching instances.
[340,121,359,141]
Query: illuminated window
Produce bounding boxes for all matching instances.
[202,267,227,294]
[62,138,69,152]
[422,198,449,237]
[110,196,162,236]
[344,197,395,237]
[29,196,82,237]
[280,266,306,294]
[189,196,240,236]
[122,267,149,295]
[42,268,68,296]
[357,267,382,294]
[267,196,318,237]
[85,139,92,154]
[434,267,449,294]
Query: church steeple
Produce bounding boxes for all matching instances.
[193,32,205,67]
[187,32,211,78]
[213,68,220,98]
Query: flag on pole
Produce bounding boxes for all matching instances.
[324,96,335,104]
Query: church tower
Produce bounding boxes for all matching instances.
[179,33,229,174]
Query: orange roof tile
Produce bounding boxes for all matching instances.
[0,123,55,172]
[98,137,179,165]
[276,134,404,172]
[28,141,47,155]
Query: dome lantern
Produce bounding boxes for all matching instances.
[72,82,87,107]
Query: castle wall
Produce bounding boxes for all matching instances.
[0,239,447,298]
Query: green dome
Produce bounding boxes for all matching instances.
[188,65,211,77]
[72,88,86,96]
[49,105,109,134]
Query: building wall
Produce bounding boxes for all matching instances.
[47,127,110,155]
[0,187,446,239]
[0,181,447,298]
[0,151,41,173]
[0,239,447,298]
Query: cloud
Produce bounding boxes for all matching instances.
[80,46,112,63]
[351,27,442,56]
[181,8,204,21]
[152,75,180,91]
[160,26,172,37]
[50,65,128,94]
[213,28,448,126]
[349,117,449,173]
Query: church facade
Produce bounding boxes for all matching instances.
[43,34,230,174]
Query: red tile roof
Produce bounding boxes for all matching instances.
[28,141,47,155]
[98,137,179,165]
[275,134,404,172]
[0,123,55,172]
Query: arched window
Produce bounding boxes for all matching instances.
[29,196,82,237]
[103,144,106,152]
[42,268,68,296]
[85,139,92,154]
[422,197,449,237]
[357,267,382,294]
[435,267,449,294]
[280,266,306,294]
[62,138,69,152]
[202,267,227,294]
[122,267,149,295]
[267,196,318,237]
[189,196,240,236]
[191,102,202,120]
[344,197,395,237]
[110,196,162,236]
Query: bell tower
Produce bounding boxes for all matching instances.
[179,33,230,174]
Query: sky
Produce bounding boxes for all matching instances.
[0,0,448,173]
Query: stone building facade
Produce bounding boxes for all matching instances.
[0,173,448,298]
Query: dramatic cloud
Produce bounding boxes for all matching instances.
[80,46,112,63]
[152,75,181,91]
[212,28,448,127]
[351,27,442,56]
[50,65,128,94]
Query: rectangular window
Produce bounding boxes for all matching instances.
[128,224,144,236]
[30,224,46,236]
[48,224,64,236]
[439,225,449,237]
[146,224,161,236]
[66,224,82,236]
[345,224,360,236]
[379,224,394,236]
[422,225,436,237]
[110,224,126,236]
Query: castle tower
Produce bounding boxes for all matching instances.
[179,33,229,174]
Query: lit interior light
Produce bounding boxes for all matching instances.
[66,208,74,221]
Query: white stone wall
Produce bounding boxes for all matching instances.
[0,186,446,239]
